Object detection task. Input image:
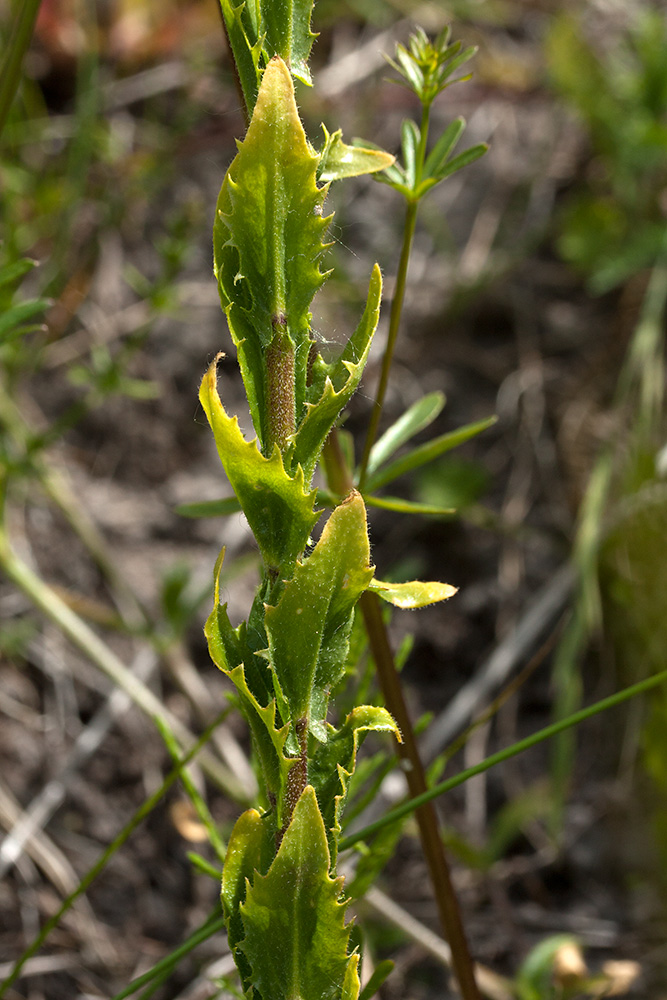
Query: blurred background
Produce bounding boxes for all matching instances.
[1,0,667,997]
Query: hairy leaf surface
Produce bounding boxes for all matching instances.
[200,357,318,571]
[309,705,400,860]
[221,809,272,991]
[261,0,316,84]
[240,786,358,1000]
[263,492,373,739]
[214,57,331,444]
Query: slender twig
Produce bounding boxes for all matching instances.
[357,199,418,489]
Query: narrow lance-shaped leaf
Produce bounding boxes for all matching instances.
[366,391,446,475]
[423,116,465,178]
[365,414,497,493]
[263,492,374,739]
[240,786,359,1000]
[199,356,319,572]
[418,142,488,197]
[401,118,420,189]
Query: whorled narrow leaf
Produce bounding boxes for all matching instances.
[368,578,458,609]
[418,142,488,197]
[318,127,395,182]
[213,57,331,446]
[365,414,497,493]
[263,492,374,741]
[175,497,242,519]
[423,117,465,178]
[364,495,455,517]
[366,390,446,476]
[240,786,359,1000]
[199,356,319,572]
[260,0,317,85]
[309,705,400,861]
[285,265,382,478]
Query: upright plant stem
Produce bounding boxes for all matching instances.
[360,590,482,1000]
[357,198,418,489]
[358,101,429,489]
[322,443,481,1000]
[347,95,481,997]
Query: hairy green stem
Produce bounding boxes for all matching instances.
[266,321,296,454]
[341,662,667,851]
[0,0,43,138]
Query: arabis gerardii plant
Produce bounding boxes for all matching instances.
[200,7,485,999]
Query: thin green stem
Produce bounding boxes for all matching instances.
[0,713,229,999]
[357,199,418,489]
[112,911,227,1000]
[0,0,43,139]
[340,663,667,852]
[357,100,431,490]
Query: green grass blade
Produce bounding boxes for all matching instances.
[174,497,242,518]
[339,665,667,852]
[364,494,454,516]
[0,712,229,999]
[111,910,227,1000]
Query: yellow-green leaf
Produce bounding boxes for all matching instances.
[368,578,458,609]
[240,787,356,1000]
[199,356,318,572]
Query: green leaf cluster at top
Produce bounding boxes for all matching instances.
[376,27,488,203]
[386,25,478,107]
